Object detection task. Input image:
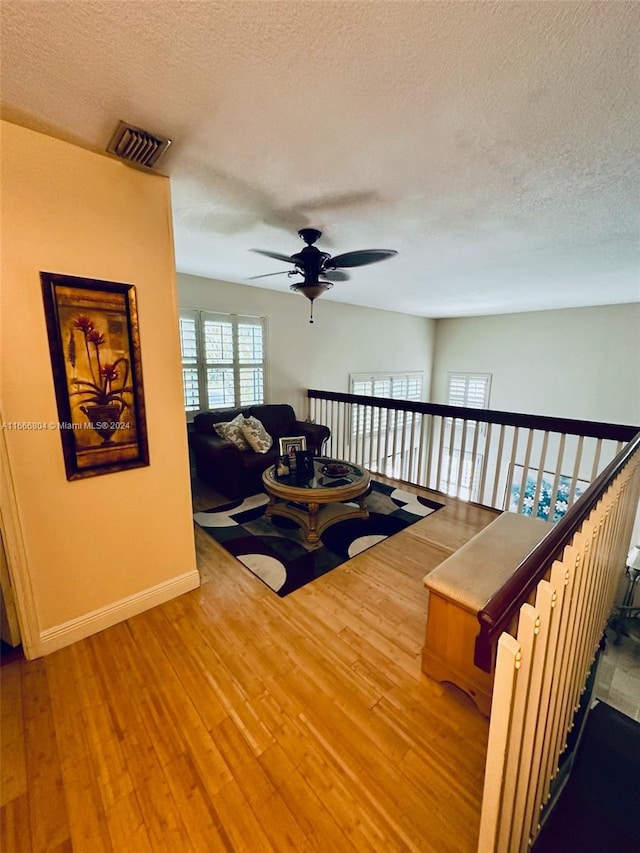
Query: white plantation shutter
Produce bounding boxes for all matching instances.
[237,321,265,406]
[441,373,491,498]
[179,313,201,413]
[447,373,491,409]
[351,372,423,403]
[203,316,233,362]
[403,373,422,400]
[447,374,468,408]
[179,311,266,416]
[203,315,235,408]
[350,372,423,435]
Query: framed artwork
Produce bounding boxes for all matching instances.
[40,272,149,480]
[506,464,589,523]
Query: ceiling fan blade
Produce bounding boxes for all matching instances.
[251,248,296,264]
[327,249,398,269]
[247,270,298,280]
[322,269,350,282]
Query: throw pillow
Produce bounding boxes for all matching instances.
[214,414,250,450]
[241,415,273,454]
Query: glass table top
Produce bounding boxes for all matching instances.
[267,457,366,490]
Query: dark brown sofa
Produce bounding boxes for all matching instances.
[189,404,330,500]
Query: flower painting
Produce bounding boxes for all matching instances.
[41,273,149,479]
[68,313,134,439]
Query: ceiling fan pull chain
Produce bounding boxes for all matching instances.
[309,300,315,324]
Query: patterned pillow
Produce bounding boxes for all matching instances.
[214,414,250,450]
[240,415,273,453]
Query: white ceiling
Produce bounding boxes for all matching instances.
[2,1,639,318]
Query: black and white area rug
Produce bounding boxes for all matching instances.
[194,481,444,596]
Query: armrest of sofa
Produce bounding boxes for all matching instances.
[189,429,250,498]
[189,430,243,465]
[292,420,330,456]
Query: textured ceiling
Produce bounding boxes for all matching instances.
[1,1,639,317]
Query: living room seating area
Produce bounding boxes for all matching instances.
[189,403,330,499]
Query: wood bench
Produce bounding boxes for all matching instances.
[422,512,550,716]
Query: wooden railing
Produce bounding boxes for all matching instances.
[308,389,637,520]
[477,432,640,852]
[308,389,640,850]
[474,430,640,671]
[309,388,639,654]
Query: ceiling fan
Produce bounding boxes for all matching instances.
[249,228,398,323]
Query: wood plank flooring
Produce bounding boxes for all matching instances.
[1,477,499,852]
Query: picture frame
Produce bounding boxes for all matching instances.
[40,271,149,480]
[275,455,291,479]
[278,436,307,471]
[505,463,589,524]
[295,449,315,478]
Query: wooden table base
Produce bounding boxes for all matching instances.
[265,493,369,543]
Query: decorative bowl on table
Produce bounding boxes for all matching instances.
[320,463,351,478]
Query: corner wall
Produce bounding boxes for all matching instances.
[431,304,640,425]
[0,122,198,656]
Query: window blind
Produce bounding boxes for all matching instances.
[179,311,266,416]
[447,373,491,409]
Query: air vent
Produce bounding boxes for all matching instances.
[106,121,171,169]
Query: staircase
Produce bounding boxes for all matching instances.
[533,700,640,852]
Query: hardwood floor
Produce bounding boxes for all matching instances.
[1,477,499,852]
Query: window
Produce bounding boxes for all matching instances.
[349,372,424,474]
[350,372,423,404]
[440,372,491,499]
[179,310,266,416]
[447,372,491,409]
[350,371,423,432]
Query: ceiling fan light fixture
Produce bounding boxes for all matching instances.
[290,280,333,324]
[289,281,333,300]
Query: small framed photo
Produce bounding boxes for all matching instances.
[279,435,306,457]
[295,449,314,478]
[278,436,306,472]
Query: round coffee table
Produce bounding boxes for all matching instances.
[262,457,371,543]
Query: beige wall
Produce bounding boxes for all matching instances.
[178,273,435,415]
[0,122,198,656]
[431,304,640,425]
[180,274,638,428]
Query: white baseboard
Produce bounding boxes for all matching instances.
[36,569,200,657]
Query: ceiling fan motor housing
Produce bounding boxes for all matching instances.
[291,245,331,280]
